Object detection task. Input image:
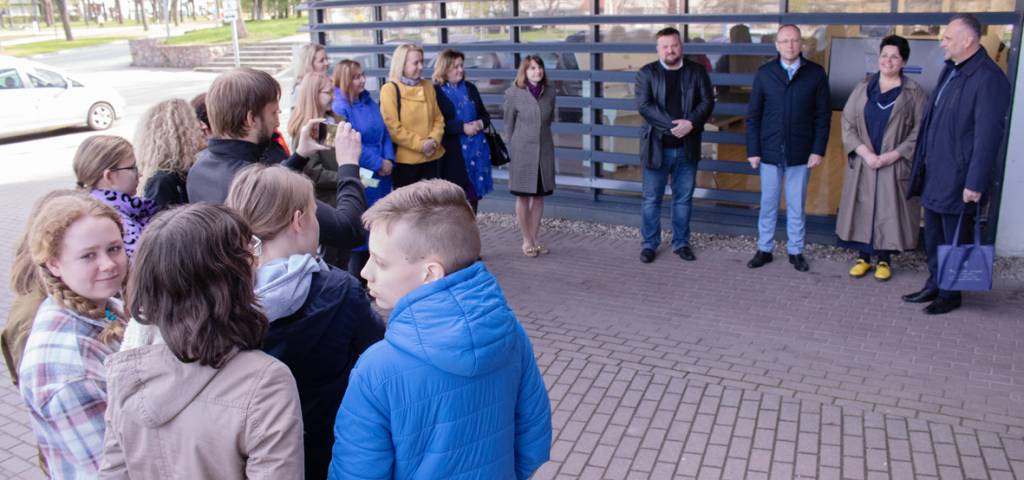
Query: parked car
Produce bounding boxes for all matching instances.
[0,56,126,140]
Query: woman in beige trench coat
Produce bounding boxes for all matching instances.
[837,35,928,281]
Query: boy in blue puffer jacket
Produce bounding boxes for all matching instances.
[329,179,552,480]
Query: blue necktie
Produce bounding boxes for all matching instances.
[787,66,795,81]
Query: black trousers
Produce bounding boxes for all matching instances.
[923,207,976,300]
[392,160,440,189]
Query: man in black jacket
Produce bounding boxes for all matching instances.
[902,14,1011,315]
[745,24,830,272]
[188,67,368,250]
[635,27,715,264]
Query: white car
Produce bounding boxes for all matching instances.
[0,55,127,139]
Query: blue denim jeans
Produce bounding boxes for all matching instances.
[641,147,697,251]
[758,163,809,255]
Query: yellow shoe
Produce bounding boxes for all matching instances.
[849,259,872,277]
[874,262,892,281]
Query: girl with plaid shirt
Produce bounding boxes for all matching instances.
[18,194,128,479]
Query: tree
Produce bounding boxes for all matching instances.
[137,0,147,30]
[42,0,54,26]
[113,0,122,23]
[54,0,72,40]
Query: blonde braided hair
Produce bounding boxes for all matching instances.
[28,195,128,345]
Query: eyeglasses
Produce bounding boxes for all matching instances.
[249,235,263,258]
[109,164,138,173]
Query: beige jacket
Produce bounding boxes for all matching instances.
[99,344,304,480]
[836,75,927,251]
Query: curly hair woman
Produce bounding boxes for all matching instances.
[134,98,206,208]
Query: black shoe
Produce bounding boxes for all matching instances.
[674,246,696,261]
[788,254,809,272]
[902,288,938,304]
[747,251,773,269]
[640,248,656,263]
[924,297,962,315]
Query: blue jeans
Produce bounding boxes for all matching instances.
[641,148,697,251]
[758,163,809,255]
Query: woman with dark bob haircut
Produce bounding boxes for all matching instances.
[99,203,305,479]
[837,34,927,282]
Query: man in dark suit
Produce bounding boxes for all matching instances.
[745,24,830,272]
[635,27,715,264]
[903,14,1011,315]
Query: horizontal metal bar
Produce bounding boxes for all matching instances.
[714,103,748,116]
[554,148,591,161]
[301,8,1021,27]
[591,70,756,86]
[324,42,776,55]
[591,151,638,166]
[698,159,757,175]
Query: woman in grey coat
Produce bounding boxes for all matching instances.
[503,55,556,257]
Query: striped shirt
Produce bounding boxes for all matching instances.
[19,297,120,480]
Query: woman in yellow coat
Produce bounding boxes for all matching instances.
[379,44,446,188]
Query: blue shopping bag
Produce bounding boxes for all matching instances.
[937,204,993,291]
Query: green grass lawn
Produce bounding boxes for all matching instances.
[0,34,141,57]
[165,17,305,46]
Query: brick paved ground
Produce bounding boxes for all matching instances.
[1,177,1023,479]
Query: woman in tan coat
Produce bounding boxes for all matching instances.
[504,55,556,257]
[100,203,303,480]
[837,35,927,281]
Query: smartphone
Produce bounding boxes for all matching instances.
[317,121,338,147]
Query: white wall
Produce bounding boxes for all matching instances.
[996,52,1024,256]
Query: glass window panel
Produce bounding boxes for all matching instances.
[381,28,440,45]
[600,24,681,43]
[323,6,370,23]
[448,26,512,42]
[323,7,375,48]
[518,0,589,17]
[788,0,889,12]
[898,0,1014,12]
[520,25,591,43]
[446,0,512,18]
[0,68,24,89]
[383,3,437,21]
[688,0,779,14]
[29,69,66,88]
[601,0,683,14]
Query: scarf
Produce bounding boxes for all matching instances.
[527,81,543,99]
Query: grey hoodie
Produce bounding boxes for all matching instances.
[255,254,327,322]
[99,344,304,479]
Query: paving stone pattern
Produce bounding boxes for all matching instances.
[1,178,1022,479]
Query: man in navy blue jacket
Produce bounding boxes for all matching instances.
[745,25,830,272]
[903,14,1011,315]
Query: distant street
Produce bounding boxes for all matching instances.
[0,41,221,185]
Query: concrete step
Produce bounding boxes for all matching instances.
[227,50,293,58]
[207,55,291,63]
[195,65,281,74]
[237,44,297,52]
[195,42,300,74]
[204,60,289,67]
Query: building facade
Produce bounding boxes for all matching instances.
[304,0,1023,252]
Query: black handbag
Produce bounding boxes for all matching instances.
[484,123,510,167]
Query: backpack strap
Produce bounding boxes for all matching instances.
[390,81,401,121]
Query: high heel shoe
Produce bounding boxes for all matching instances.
[522,245,539,257]
[535,244,549,255]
